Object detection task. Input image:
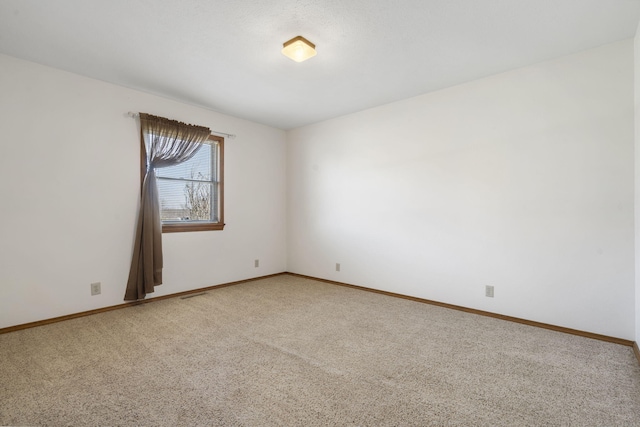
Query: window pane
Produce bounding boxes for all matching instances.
[158,178,213,221]
[156,144,211,181]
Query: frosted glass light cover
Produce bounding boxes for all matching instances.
[282,36,316,62]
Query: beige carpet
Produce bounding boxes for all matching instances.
[1,274,639,426]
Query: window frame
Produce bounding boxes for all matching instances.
[141,134,225,233]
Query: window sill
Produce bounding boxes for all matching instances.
[162,223,225,233]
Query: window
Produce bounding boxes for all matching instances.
[149,135,224,232]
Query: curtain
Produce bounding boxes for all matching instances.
[124,113,211,301]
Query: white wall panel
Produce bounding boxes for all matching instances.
[0,54,287,328]
[287,40,635,339]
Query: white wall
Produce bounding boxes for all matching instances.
[0,54,287,329]
[287,40,635,340]
[1,41,636,341]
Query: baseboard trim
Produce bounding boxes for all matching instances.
[0,272,287,335]
[286,273,635,348]
[3,271,638,362]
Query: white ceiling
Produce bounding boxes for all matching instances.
[1,0,639,130]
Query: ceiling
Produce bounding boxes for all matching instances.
[1,0,639,130]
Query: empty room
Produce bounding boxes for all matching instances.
[1,0,640,425]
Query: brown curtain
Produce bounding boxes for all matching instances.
[124,113,211,300]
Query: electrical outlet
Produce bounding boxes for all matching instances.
[254,259,259,268]
[336,263,341,272]
[91,282,101,296]
[485,285,494,298]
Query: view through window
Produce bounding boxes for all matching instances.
[153,135,224,232]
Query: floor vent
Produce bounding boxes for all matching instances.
[180,292,207,300]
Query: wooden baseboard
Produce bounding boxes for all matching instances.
[3,270,639,367]
[0,272,287,335]
[286,272,636,348]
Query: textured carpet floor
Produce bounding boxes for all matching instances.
[1,274,639,426]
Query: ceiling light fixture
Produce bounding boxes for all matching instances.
[282,36,316,62]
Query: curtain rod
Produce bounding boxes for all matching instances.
[126,112,236,139]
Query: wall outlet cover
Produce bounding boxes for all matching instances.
[91,282,101,296]
[485,285,494,298]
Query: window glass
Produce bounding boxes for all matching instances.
[149,135,224,232]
